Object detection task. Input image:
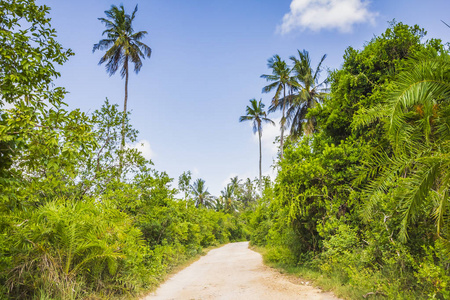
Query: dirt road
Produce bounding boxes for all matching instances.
[142,242,340,300]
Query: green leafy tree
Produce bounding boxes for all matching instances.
[0,1,96,210]
[239,99,274,186]
[261,55,291,159]
[93,4,152,147]
[317,21,432,143]
[0,0,74,191]
[0,0,73,107]
[78,99,150,198]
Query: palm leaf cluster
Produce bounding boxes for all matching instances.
[240,50,326,186]
[93,5,151,78]
[8,199,141,298]
[187,176,258,213]
[286,50,327,136]
[260,50,327,158]
[239,177,259,207]
[357,52,450,246]
[190,178,214,208]
[216,177,259,212]
[219,183,238,213]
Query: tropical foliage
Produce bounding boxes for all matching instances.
[287,50,327,136]
[0,2,248,298]
[260,50,328,156]
[249,22,450,299]
[261,55,292,159]
[190,178,214,208]
[2,1,450,299]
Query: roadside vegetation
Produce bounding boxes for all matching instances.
[1,1,450,299]
[249,21,450,299]
[0,2,252,299]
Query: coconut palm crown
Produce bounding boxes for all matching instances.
[261,55,292,159]
[190,178,213,208]
[287,49,327,137]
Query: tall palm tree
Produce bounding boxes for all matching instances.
[93,4,152,147]
[261,55,291,159]
[190,178,213,208]
[287,49,327,137]
[239,99,275,186]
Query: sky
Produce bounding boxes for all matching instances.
[37,0,450,195]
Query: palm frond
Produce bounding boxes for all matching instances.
[358,53,450,246]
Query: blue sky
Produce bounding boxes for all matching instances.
[39,0,450,195]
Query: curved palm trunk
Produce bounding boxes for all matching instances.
[258,126,262,191]
[280,85,286,160]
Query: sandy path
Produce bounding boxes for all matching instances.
[142,242,340,300]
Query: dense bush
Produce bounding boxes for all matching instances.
[5,199,148,299]
[0,2,248,298]
[0,99,248,299]
[249,22,450,299]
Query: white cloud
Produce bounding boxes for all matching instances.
[127,139,154,160]
[278,0,377,34]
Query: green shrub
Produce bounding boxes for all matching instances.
[4,199,148,299]
[264,246,297,265]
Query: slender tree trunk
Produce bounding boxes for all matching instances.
[258,126,262,191]
[119,58,129,176]
[121,58,129,150]
[280,85,286,160]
